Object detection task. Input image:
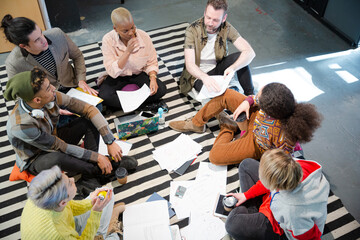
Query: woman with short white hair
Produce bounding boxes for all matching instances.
[21,166,124,239]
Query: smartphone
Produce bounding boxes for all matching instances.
[213,194,230,218]
[141,111,155,118]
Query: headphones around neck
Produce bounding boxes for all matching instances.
[21,101,55,119]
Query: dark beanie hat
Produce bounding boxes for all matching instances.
[4,71,34,101]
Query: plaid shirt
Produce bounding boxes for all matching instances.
[7,91,114,171]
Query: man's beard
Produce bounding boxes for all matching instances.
[205,25,219,34]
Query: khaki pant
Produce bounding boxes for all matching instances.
[192,89,261,165]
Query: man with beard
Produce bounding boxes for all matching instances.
[179,0,256,96]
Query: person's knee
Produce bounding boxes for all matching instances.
[209,149,226,165]
[33,157,62,174]
[226,52,241,63]
[225,209,246,239]
[239,158,254,173]
[157,80,167,97]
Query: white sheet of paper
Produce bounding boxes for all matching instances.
[116,84,150,113]
[183,162,227,214]
[98,137,132,156]
[196,72,234,100]
[169,180,195,219]
[66,88,103,106]
[123,200,172,240]
[186,211,227,240]
[152,134,202,172]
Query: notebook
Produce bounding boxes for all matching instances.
[114,112,159,140]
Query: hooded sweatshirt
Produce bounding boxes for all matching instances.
[244,160,330,240]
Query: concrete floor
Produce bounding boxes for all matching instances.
[1,0,359,222]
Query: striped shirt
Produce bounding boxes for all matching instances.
[31,48,57,77]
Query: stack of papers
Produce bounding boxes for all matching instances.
[169,162,228,240]
[146,192,175,218]
[123,200,172,240]
[153,134,202,172]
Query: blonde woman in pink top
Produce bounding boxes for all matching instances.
[99,7,166,110]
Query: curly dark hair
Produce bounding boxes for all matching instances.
[30,67,46,95]
[259,83,295,120]
[259,83,322,143]
[207,0,228,12]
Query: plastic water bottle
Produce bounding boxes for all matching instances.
[158,107,165,125]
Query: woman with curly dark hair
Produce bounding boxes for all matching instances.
[169,82,322,165]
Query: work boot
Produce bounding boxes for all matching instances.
[107,202,126,236]
[217,111,239,132]
[119,156,138,171]
[169,118,205,133]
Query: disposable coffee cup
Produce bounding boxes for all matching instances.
[236,112,248,131]
[115,167,128,184]
[223,196,237,212]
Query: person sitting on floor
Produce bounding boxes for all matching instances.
[179,0,256,96]
[1,14,97,95]
[169,82,322,165]
[21,165,125,239]
[1,14,100,127]
[5,68,137,180]
[99,7,167,112]
[225,149,330,240]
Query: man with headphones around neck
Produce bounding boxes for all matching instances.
[4,67,137,180]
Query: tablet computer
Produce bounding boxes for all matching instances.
[213,194,230,219]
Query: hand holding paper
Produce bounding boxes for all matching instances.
[197,71,235,100]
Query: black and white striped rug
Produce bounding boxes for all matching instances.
[0,23,359,239]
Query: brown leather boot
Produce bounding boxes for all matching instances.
[169,118,205,133]
[217,111,239,132]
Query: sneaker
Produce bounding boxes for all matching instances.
[169,118,205,133]
[119,156,138,170]
[216,111,239,132]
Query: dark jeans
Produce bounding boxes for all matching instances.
[98,72,167,109]
[28,117,102,177]
[57,85,103,128]
[194,52,254,95]
[225,158,286,240]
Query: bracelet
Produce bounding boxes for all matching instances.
[149,73,157,79]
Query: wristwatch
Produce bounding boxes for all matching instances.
[105,138,116,145]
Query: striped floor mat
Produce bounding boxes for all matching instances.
[0,23,359,239]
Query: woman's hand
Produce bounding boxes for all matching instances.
[91,189,113,212]
[233,101,250,121]
[149,78,158,95]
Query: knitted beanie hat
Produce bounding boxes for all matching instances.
[4,71,34,101]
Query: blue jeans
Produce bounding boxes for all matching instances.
[74,189,119,239]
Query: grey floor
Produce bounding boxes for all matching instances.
[1,0,359,222]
